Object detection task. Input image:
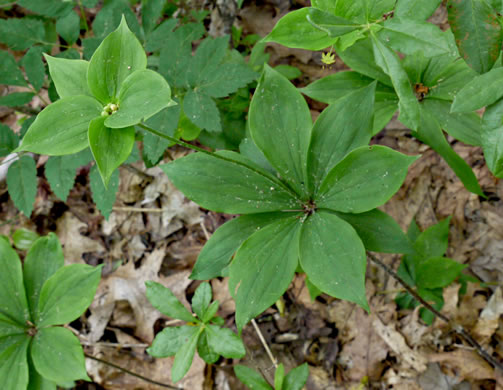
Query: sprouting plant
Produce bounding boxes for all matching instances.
[234,363,309,390]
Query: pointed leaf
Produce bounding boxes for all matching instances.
[7,155,37,217]
[172,329,200,383]
[230,216,301,330]
[23,233,64,320]
[145,281,195,322]
[87,16,147,103]
[198,63,258,98]
[21,47,45,91]
[191,282,212,320]
[234,365,272,390]
[306,8,359,38]
[316,145,418,213]
[414,218,451,259]
[36,264,102,326]
[197,329,220,363]
[31,327,89,382]
[0,124,19,157]
[56,10,80,44]
[88,116,135,187]
[283,363,309,390]
[90,164,119,219]
[0,334,30,390]
[300,211,368,310]
[249,65,312,198]
[0,50,27,87]
[0,18,45,50]
[186,36,229,88]
[395,0,441,20]
[18,95,102,155]
[183,90,221,132]
[148,326,199,357]
[275,364,285,390]
[202,301,219,323]
[206,325,245,358]
[482,98,503,177]
[160,151,300,214]
[45,55,93,99]
[416,257,466,289]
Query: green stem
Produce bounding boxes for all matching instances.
[78,0,89,33]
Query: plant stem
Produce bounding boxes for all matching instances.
[84,353,182,389]
[367,252,503,372]
[78,0,89,33]
[251,319,278,369]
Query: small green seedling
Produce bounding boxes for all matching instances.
[234,363,309,390]
[146,281,245,383]
[0,233,102,390]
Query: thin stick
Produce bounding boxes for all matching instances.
[80,341,149,348]
[251,319,278,369]
[367,252,503,372]
[84,353,182,389]
[112,206,166,213]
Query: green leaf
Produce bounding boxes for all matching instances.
[186,36,229,87]
[145,19,178,52]
[414,218,451,259]
[307,82,376,192]
[379,19,451,57]
[23,233,64,320]
[422,100,481,146]
[105,69,172,128]
[191,282,212,320]
[275,364,285,390]
[191,213,282,280]
[482,99,503,177]
[230,216,301,330]
[88,116,135,187]
[197,329,219,364]
[21,47,45,91]
[416,257,467,289]
[395,0,441,20]
[36,264,102,326]
[30,327,89,383]
[306,8,359,38]
[160,151,300,214]
[418,287,444,324]
[283,363,309,390]
[316,146,418,213]
[0,18,45,50]
[148,326,199,357]
[415,106,484,196]
[300,210,368,310]
[371,34,420,130]
[447,0,502,74]
[17,0,73,18]
[27,355,57,390]
[12,228,39,251]
[172,328,200,383]
[0,239,30,325]
[264,8,338,50]
[0,334,30,390]
[90,164,119,219]
[206,325,245,358]
[145,281,195,322]
[334,209,414,254]
[202,301,219,323]
[0,124,19,157]
[451,67,503,113]
[184,90,221,132]
[234,365,273,390]
[18,95,102,155]
[275,64,302,80]
[87,16,147,103]
[142,0,166,34]
[45,55,93,99]
[249,65,312,199]
[0,92,34,107]
[198,63,258,98]
[7,155,37,217]
[92,0,142,39]
[56,10,80,44]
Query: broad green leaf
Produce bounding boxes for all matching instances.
[0,18,45,50]
[7,156,37,217]
[0,92,34,107]
[87,16,147,103]
[197,330,219,364]
[379,19,451,57]
[234,365,272,390]
[299,211,368,310]
[142,0,166,34]
[284,363,309,390]
[191,282,212,320]
[23,234,64,319]
[414,218,451,259]
[27,355,57,390]
[17,0,72,18]
[88,116,135,187]
[172,328,200,383]
[249,65,312,199]
[186,36,229,88]
[451,67,503,113]
[371,34,420,130]
[0,334,30,390]
[206,325,245,358]
[0,124,19,157]
[0,239,30,325]
[308,82,376,192]
[183,90,221,132]
[36,264,102,327]
[239,137,276,175]
[45,55,93,99]
[0,311,26,337]
[316,146,418,213]
[264,8,338,50]
[12,228,38,251]
[145,281,195,322]
[191,213,282,280]
[415,107,484,196]
[416,257,466,289]
[148,326,199,357]
[90,165,119,219]
[56,10,80,44]
[422,100,481,146]
[306,8,359,38]
[448,0,502,74]
[18,95,102,155]
[395,0,441,20]
[160,151,300,214]
[145,19,178,52]
[21,47,44,91]
[31,327,89,382]
[105,69,173,128]
[335,209,414,254]
[482,99,503,177]
[275,364,285,390]
[230,216,301,330]
[198,63,258,98]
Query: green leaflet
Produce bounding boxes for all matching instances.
[191,282,212,320]
[0,18,45,50]
[90,165,119,219]
[145,281,195,322]
[395,0,442,21]
[6,156,38,217]
[56,10,80,44]
[234,365,273,390]
[0,125,19,157]
[283,363,310,390]
[45,55,93,99]
[415,257,467,288]
[21,47,45,92]
[183,90,221,132]
[306,7,359,38]
[148,326,199,358]
[0,50,27,87]
[172,329,200,383]
[205,325,245,358]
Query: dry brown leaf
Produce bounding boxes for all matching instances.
[472,287,503,344]
[428,348,494,381]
